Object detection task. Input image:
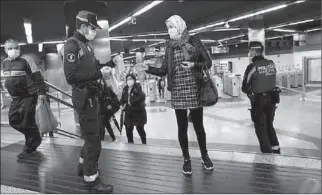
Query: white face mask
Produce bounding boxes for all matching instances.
[7,49,20,59]
[168,28,180,40]
[127,80,134,87]
[85,27,97,41]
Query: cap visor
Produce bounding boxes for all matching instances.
[90,23,102,29]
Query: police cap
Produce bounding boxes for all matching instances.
[248,41,264,53]
[76,10,102,29]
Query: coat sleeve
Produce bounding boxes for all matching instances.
[120,87,127,106]
[130,83,145,105]
[20,54,47,95]
[146,47,168,77]
[191,35,212,70]
[242,63,256,94]
[63,40,102,85]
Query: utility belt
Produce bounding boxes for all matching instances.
[71,84,100,109]
[253,87,281,104]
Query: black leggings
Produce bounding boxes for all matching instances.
[125,125,146,144]
[175,107,207,159]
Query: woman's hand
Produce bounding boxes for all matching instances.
[180,61,194,69]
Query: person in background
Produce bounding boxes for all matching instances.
[157,77,165,98]
[139,15,214,175]
[1,39,47,159]
[120,73,147,144]
[42,79,54,137]
[242,41,280,154]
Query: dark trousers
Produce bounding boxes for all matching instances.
[253,94,279,153]
[158,87,164,98]
[175,107,208,159]
[77,96,102,179]
[8,95,41,152]
[125,124,146,144]
[101,115,116,140]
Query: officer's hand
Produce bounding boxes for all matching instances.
[38,95,46,102]
[137,63,149,71]
[112,55,123,66]
[100,66,112,75]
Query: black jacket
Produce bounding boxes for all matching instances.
[120,83,147,126]
[146,35,212,91]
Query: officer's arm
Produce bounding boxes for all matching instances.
[64,41,102,84]
[241,63,256,94]
[20,55,46,95]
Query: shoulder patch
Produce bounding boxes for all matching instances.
[67,53,76,62]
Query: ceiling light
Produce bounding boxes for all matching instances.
[273,28,297,33]
[268,19,315,29]
[213,28,240,32]
[109,38,128,41]
[201,39,216,43]
[109,1,163,32]
[294,0,306,4]
[218,34,246,42]
[123,56,136,60]
[38,43,43,52]
[305,27,321,32]
[228,4,287,23]
[43,40,65,44]
[190,22,225,33]
[131,47,141,51]
[266,34,295,40]
[137,32,168,37]
[97,20,109,29]
[148,41,165,47]
[23,21,32,36]
[132,1,163,17]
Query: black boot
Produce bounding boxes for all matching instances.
[87,178,113,193]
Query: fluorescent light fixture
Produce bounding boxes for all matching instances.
[26,36,33,44]
[213,28,240,32]
[56,43,64,52]
[294,0,306,4]
[43,40,65,44]
[201,39,216,43]
[131,47,141,51]
[305,27,321,32]
[38,43,43,52]
[132,38,165,42]
[273,28,297,33]
[228,4,287,22]
[109,1,163,32]
[132,1,163,17]
[23,21,32,36]
[109,38,128,41]
[109,17,131,32]
[148,41,165,47]
[190,22,225,33]
[266,34,295,40]
[109,35,133,39]
[137,32,168,37]
[97,20,109,28]
[268,19,315,29]
[18,43,26,46]
[123,56,136,60]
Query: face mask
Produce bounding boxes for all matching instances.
[85,27,97,40]
[127,80,134,87]
[7,49,20,59]
[168,28,180,40]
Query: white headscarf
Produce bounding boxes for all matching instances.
[166,15,187,40]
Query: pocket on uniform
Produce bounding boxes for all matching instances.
[72,87,88,110]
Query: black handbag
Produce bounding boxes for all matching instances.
[199,64,219,107]
[101,79,120,116]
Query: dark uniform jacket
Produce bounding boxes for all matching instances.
[2,54,46,97]
[146,35,212,91]
[242,55,277,94]
[120,83,147,126]
[63,31,116,96]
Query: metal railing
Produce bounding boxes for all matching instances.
[44,81,81,139]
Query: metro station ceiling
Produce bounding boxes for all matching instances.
[1,0,321,54]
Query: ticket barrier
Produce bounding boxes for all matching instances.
[223,73,230,94]
[276,73,283,87]
[289,70,299,88]
[149,80,157,102]
[228,76,240,97]
[281,72,291,89]
[297,70,303,87]
[213,76,223,98]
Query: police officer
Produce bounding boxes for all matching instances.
[1,39,47,159]
[63,10,121,193]
[242,41,281,154]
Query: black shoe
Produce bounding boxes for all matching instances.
[77,163,83,177]
[88,182,113,193]
[202,155,214,171]
[17,150,37,159]
[272,149,281,154]
[182,159,192,175]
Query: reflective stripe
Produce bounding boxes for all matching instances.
[1,70,26,77]
[84,171,99,182]
[247,67,256,84]
[79,157,84,164]
[271,146,280,150]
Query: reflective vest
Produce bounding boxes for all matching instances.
[251,59,276,93]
